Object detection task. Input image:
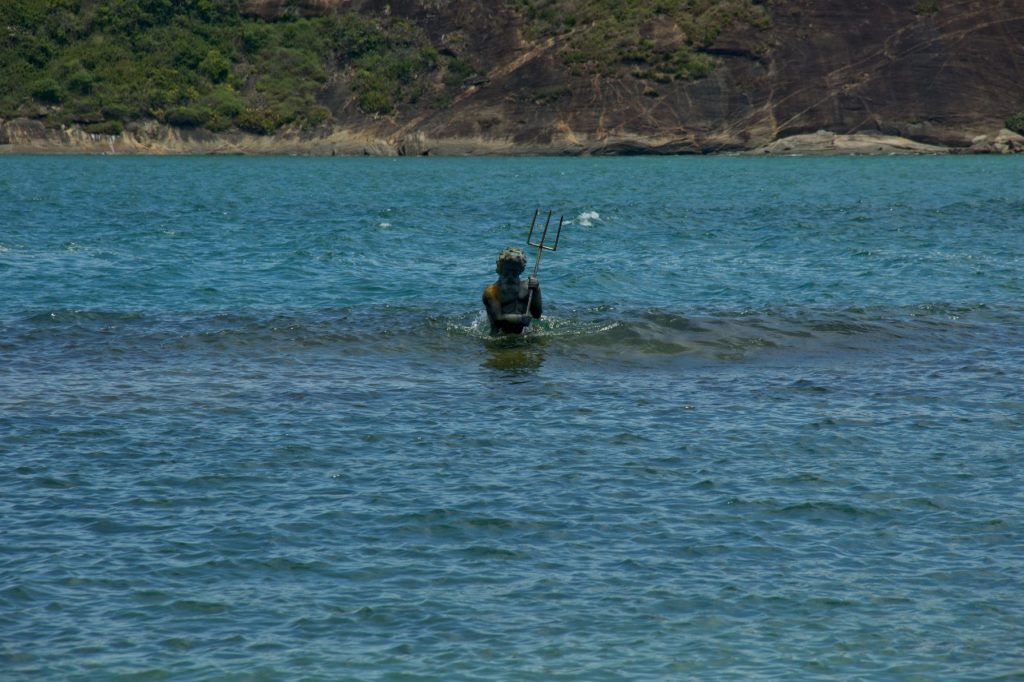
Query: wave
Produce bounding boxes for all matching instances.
[5,303,1020,365]
[490,303,1023,363]
[575,210,601,227]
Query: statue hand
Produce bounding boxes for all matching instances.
[527,277,539,289]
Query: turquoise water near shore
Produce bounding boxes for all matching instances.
[2,155,1022,680]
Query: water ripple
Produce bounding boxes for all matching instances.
[2,156,1023,680]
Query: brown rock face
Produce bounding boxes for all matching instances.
[761,0,1024,147]
[289,0,1024,153]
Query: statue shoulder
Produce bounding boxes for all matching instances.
[483,283,499,303]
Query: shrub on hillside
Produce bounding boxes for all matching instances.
[1006,112,1024,135]
[83,119,124,135]
[235,107,285,135]
[31,77,63,104]
[165,105,212,128]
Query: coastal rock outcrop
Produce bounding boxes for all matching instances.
[748,131,951,156]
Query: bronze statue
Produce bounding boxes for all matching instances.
[483,211,562,335]
[482,247,541,335]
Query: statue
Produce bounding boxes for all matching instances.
[482,246,541,335]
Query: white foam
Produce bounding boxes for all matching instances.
[470,310,490,333]
[446,310,491,338]
[577,211,600,227]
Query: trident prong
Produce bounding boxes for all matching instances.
[528,210,563,252]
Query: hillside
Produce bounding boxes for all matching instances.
[2,0,1023,154]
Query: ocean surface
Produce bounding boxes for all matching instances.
[1,154,1022,680]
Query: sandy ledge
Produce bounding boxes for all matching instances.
[1,119,1022,157]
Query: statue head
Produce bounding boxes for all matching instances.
[495,247,527,277]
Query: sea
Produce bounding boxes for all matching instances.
[1,154,1022,680]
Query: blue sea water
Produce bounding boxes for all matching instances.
[1,154,1022,680]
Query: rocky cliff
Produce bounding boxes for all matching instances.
[4,0,1024,154]
[249,0,1024,153]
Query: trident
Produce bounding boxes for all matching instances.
[524,209,563,317]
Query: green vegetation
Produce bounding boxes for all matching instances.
[0,0,446,133]
[509,0,770,81]
[1007,112,1024,136]
[1,1,769,135]
[912,0,940,16]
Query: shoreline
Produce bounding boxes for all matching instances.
[2,118,1022,157]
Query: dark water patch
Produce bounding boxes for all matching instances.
[84,517,173,536]
[776,500,889,522]
[170,599,231,615]
[259,557,333,573]
[770,472,829,485]
[459,545,530,560]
